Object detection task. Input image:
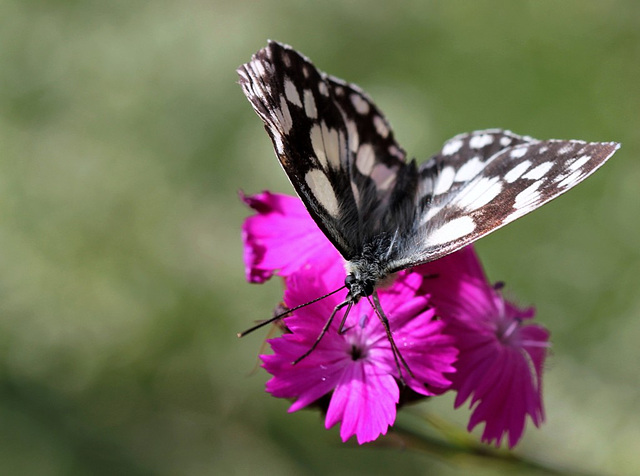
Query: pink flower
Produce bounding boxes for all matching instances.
[262,262,458,444]
[241,191,337,283]
[417,247,550,448]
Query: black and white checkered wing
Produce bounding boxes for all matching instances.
[238,41,409,260]
[239,42,620,277]
[388,132,619,271]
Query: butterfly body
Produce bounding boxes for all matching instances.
[343,233,397,300]
[238,41,619,360]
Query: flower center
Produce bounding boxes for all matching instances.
[496,318,520,346]
[344,313,372,361]
[349,343,366,361]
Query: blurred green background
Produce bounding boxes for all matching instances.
[0,1,638,474]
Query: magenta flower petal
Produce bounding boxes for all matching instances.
[418,246,550,448]
[326,364,399,444]
[241,191,338,283]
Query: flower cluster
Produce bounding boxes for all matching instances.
[241,191,550,447]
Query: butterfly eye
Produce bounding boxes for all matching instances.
[363,282,374,297]
[344,274,356,290]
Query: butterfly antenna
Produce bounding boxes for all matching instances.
[237,285,346,338]
[292,300,350,365]
[367,292,414,384]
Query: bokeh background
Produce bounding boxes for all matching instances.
[1,1,638,474]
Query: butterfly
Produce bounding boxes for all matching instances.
[237,41,619,370]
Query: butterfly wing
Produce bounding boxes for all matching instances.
[388,132,619,271]
[239,42,620,275]
[238,41,411,260]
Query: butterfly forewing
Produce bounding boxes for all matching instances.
[238,42,357,257]
[238,41,412,260]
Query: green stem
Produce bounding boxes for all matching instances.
[389,411,595,476]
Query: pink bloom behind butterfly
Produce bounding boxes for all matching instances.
[241,191,338,283]
[418,248,550,448]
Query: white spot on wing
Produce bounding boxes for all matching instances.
[318,81,329,97]
[504,160,531,183]
[373,116,390,138]
[510,146,529,159]
[284,77,302,107]
[314,122,343,169]
[500,136,512,146]
[356,144,375,175]
[456,177,502,210]
[346,119,359,153]
[420,204,442,225]
[557,169,583,188]
[350,94,370,115]
[469,134,493,149]
[514,180,543,209]
[454,156,483,182]
[569,154,591,172]
[310,124,328,168]
[326,125,343,169]
[420,175,434,198]
[433,166,456,195]
[425,216,475,246]
[281,51,291,68]
[305,169,339,216]
[272,129,284,154]
[388,144,403,159]
[442,139,463,156]
[252,60,266,78]
[276,96,293,133]
[304,89,317,118]
[351,181,361,208]
[558,143,575,154]
[522,161,553,180]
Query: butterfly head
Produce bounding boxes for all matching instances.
[344,273,375,302]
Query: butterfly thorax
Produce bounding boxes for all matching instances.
[344,234,396,301]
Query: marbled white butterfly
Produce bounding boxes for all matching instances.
[237,41,619,368]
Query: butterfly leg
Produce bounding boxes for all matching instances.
[337,301,355,335]
[368,292,415,383]
[292,300,350,365]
